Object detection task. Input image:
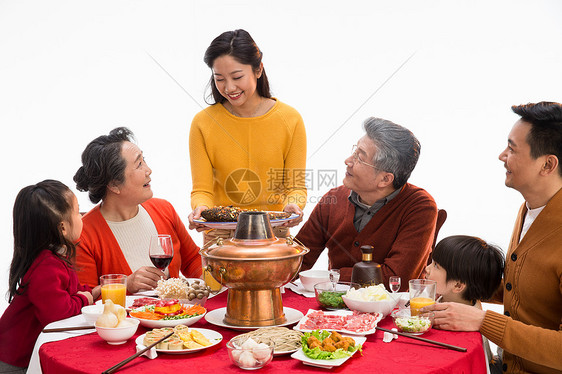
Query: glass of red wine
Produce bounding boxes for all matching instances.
[149,234,173,272]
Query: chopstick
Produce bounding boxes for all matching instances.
[375,326,467,352]
[42,325,95,333]
[102,331,174,374]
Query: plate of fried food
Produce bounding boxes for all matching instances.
[291,330,365,369]
[136,325,222,354]
[129,299,206,328]
[194,206,298,229]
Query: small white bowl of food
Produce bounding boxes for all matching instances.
[341,284,398,317]
[95,318,140,345]
[95,299,139,344]
[226,336,275,370]
[299,270,331,292]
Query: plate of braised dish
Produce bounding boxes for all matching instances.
[194,206,298,229]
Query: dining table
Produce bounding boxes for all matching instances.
[38,288,487,373]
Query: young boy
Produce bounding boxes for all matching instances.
[425,235,505,373]
[425,235,504,307]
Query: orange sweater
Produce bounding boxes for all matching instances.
[75,198,201,288]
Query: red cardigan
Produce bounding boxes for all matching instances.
[296,184,438,289]
[0,250,90,367]
[76,198,202,288]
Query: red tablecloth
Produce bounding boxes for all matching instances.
[40,290,487,373]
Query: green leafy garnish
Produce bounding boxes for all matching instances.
[317,291,347,308]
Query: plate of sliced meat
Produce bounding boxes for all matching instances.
[294,309,382,336]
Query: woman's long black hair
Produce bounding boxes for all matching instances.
[203,29,271,105]
[8,179,76,302]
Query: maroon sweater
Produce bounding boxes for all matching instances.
[296,184,438,289]
[0,250,90,367]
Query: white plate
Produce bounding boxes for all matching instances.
[294,309,382,336]
[285,280,315,298]
[205,307,304,331]
[129,306,206,328]
[135,328,222,354]
[95,295,158,309]
[194,212,299,230]
[290,334,366,369]
[274,347,299,356]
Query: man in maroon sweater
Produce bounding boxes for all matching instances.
[296,117,438,290]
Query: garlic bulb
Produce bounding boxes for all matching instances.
[96,299,127,328]
[252,343,272,361]
[241,337,259,350]
[238,350,257,367]
[96,311,118,327]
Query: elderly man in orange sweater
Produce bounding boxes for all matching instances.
[423,102,562,373]
[296,117,439,290]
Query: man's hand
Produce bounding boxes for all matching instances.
[422,302,486,331]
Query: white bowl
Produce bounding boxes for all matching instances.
[81,304,104,324]
[95,318,140,345]
[299,270,331,292]
[341,295,398,317]
[226,336,275,370]
[391,308,434,335]
[393,292,410,309]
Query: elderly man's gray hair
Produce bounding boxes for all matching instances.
[363,117,420,189]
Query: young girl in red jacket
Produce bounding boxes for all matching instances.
[0,180,101,372]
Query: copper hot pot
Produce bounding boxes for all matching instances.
[199,211,308,326]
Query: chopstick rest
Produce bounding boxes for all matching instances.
[136,344,157,359]
[102,331,173,374]
[382,328,398,343]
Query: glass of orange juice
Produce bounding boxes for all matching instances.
[100,274,127,307]
[409,279,436,316]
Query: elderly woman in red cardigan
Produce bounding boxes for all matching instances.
[73,127,201,293]
[296,117,438,290]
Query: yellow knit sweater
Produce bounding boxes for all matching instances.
[189,99,307,211]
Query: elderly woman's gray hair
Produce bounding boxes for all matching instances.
[74,127,135,204]
[363,117,420,189]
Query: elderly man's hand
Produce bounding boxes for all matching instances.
[127,266,165,294]
[421,302,487,332]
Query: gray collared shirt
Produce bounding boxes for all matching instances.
[348,188,401,232]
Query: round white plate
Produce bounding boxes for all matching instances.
[129,307,206,329]
[205,307,304,331]
[274,347,299,356]
[194,212,299,230]
[135,328,222,354]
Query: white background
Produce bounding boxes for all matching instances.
[1,0,561,313]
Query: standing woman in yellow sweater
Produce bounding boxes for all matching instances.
[188,29,307,242]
